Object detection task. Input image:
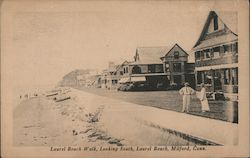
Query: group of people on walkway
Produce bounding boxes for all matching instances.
[179,82,210,113]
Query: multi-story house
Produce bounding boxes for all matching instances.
[103,61,130,89]
[192,11,238,100]
[130,46,167,89]
[118,44,195,89]
[160,44,195,88]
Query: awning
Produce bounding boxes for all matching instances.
[130,76,146,82]
[118,77,130,83]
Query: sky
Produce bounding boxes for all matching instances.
[1,0,239,87]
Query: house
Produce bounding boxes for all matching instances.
[129,46,169,89]
[102,61,128,89]
[119,44,195,90]
[192,11,238,100]
[160,44,195,88]
[117,60,131,84]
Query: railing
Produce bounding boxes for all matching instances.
[195,55,238,67]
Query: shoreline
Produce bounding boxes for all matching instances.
[13,87,220,146]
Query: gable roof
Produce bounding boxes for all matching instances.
[134,46,172,64]
[113,60,128,73]
[107,63,118,72]
[217,11,238,34]
[133,43,188,64]
[193,11,238,49]
[193,33,238,50]
[163,43,189,58]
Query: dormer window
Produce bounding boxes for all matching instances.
[174,51,179,59]
[214,16,218,31]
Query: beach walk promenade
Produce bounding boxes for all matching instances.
[14,88,238,147]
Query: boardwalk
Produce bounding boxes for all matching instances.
[79,87,238,123]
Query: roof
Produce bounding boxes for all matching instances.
[108,66,117,72]
[134,46,172,64]
[217,11,238,34]
[193,33,238,50]
[163,43,189,58]
[107,60,131,73]
[193,11,238,49]
[114,60,133,73]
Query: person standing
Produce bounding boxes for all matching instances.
[199,83,210,112]
[179,82,195,112]
[179,82,195,113]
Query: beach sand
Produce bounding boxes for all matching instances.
[13,88,203,146]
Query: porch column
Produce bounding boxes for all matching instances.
[195,70,198,90]
[211,69,215,92]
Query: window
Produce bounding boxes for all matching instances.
[132,65,141,74]
[120,71,123,75]
[232,42,238,54]
[231,68,238,85]
[195,51,201,60]
[155,64,163,73]
[174,51,179,59]
[213,47,220,58]
[214,16,218,31]
[204,71,212,84]
[112,80,118,84]
[197,71,203,84]
[209,48,214,58]
[224,69,231,85]
[204,50,211,59]
[148,65,155,73]
[223,44,232,54]
[173,63,182,72]
[206,52,210,58]
[200,51,204,60]
[148,64,163,73]
[214,70,222,90]
[165,63,170,72]
[124,67,128,73]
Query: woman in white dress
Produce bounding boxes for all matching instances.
[199,83,210,112]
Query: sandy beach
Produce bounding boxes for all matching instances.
[14,88,211,147]
[14,88,122,146]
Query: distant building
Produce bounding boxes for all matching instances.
[192,11,238,100]
[101,61,127,89]
[91,74,102,88]
[118,44,195,89]
[100,69,108,89]
[117,61,132,84]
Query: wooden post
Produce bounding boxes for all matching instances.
[211,69,215,92]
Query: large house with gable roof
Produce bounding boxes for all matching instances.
[192,11,238,100]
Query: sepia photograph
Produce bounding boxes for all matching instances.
[1,0,249,157]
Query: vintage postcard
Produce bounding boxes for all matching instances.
[1,0,249,157]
